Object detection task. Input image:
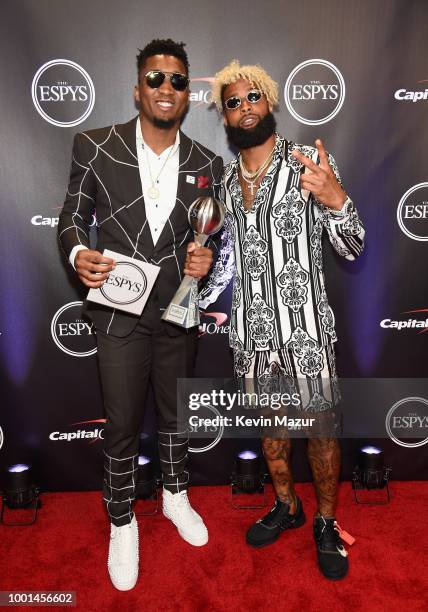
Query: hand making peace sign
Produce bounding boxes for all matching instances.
[291,139,347,211]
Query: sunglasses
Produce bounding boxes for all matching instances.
[144,70,189,91]
[224,89,263,110]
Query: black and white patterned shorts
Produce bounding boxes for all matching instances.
[233,343,341,414]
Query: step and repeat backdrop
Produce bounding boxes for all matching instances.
[1,0,427,490]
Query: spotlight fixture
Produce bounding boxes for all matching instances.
[1,464,41,526]
[134,455,161,516]
[352,446,391,504]
[230,450,267,510]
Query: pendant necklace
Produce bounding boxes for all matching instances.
[239,143,276,196]
[144,143,175,199]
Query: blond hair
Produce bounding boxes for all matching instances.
[212,59,279,111]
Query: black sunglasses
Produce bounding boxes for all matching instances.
[224,89,263,110]
[144,70,189,91]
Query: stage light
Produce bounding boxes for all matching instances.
[134,455,161,516]
[136,455,155,498]
[1,464,41,525]
[230,450,266,509]
[352,445,391,504]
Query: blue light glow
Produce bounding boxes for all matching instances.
[238,450,258,460]
[360,446,382,455]
[0,209,40,386]
[138,455,151,466]
[8,463,30,473]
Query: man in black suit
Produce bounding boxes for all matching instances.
[58,39,223,591]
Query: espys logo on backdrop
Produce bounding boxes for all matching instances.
[380,308,428,334]
[284,59,345,125]
[397,183,428,242]
[188,404,224,454]
[51,301,97,357]
[0,426,4,451]
[394,80,428,103]
[49,419,106,444]
[32,59,95,127]
[190,77,214,107]
[385,397,428,448]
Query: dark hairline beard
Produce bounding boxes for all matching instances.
[153,117,177,130]
[225,112,276,150]
[150,98,190,130]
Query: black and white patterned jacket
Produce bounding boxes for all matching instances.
[58,116,223,337]
[199,133,365,353]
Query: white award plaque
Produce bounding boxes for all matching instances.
[87,249,160,315]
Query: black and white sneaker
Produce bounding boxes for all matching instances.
[313,517,349,580]
[246,496,305,548]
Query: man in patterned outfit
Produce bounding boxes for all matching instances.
[58,39,223,590]
[199,60,364,580]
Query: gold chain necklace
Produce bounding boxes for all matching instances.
[239,144,275,196]
[144,143,175,199]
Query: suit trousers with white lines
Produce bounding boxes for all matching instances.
[96,297,198,527]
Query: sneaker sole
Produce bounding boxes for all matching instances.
[178,527,209,547]
[109,574,139,591]
[316,555,349,580]
[318,567,349,580]
[163,510,209,546]
[246,512,306,548]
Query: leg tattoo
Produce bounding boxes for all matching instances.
[262,437,297,512]
[307,437,341,517]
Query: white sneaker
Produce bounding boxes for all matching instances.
[162,489,208,546]
[107,514,139,591]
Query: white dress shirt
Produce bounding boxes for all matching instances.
[69,118,180,267]
[135,118,179,245]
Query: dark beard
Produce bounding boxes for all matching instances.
[225,112,276,149]
[152,102,190,130]
[153,117,177,130]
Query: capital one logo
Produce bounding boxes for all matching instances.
[284,59,345,125]
[31,209,96,229]
[385,397,428,448]
[32,59,95,127]
[380,308,428,334]
[190,77,214,107]
[397,183,428,241]
[199,312,229,336]
[188,404,224,454]
[394,80,428,103]
[49,419,106,444]
[51,301,97,357]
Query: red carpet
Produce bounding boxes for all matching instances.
[0,482,427,611]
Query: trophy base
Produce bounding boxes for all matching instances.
[162,303,200,329]
[161,277,200,329]
[162,230,212,329]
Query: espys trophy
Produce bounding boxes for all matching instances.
[162,196,224,328]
